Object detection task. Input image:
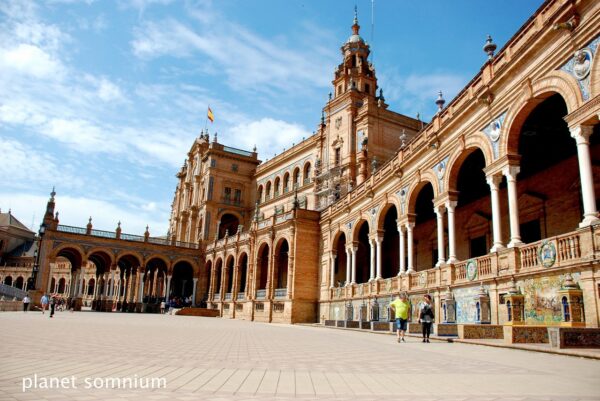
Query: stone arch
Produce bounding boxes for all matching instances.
[331,229,348,252]
[446,141,493,192]
[591,47,600,98]
[115,251,143,267]
[171,257,199,277]
[274,237,290,290]
[375,198,401,231]
[406,177,438,215]
[255,241,270,291]
[504,72,582,154]
[50,243,85,263]
[144,254,170,269]
[86,247,115,266]
[351,218,370,242]
[3,276,13,286]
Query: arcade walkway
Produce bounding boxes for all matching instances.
[0,312,598,401]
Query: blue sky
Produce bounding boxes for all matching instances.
[0,0,542,236]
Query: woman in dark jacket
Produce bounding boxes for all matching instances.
[419,294,434,343]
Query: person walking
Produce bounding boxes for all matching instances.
[419,294,434,343]
[41,294,49,314]
[22,294,31,312]
[389,292,410,343]
[49,295,56,318]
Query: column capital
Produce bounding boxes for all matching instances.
[486,173,502,188]
[445,200,457,210]
[434,203,446,215]
[331,250,337,257]
[502,165,520,180]
[570,125,594,144]
[405,221,415,230]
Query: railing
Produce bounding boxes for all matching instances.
[236,292,245,300]
[274,288,287,298]
[224,293,232,300]
[56,225,199,249]
[213,293,221,301]
[0,283,27,300]
[256,289,266,299]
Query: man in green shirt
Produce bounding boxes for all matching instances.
[389,292,410,343]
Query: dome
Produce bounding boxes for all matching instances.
[347,34,364,44]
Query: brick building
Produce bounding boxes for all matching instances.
[168,0,600,326]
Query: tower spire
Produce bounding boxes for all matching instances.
[352,5,360,35]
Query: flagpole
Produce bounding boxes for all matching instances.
[204,105,209,132]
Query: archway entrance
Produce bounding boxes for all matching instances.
[355,221,370,284]
[413,182,436,271]
[172,260,194,306]
[274,239,289,296]
[381,205,399,278]
[333,232,348,286]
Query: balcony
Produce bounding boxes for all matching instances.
[236,292,245,301]
[329,227,595,301]
[274,288,287,299]
[256,289,266,299]
[224,293,232,300]
[213,293,221,301]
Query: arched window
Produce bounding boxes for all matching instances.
[562,296,570,322]
[265,182,272,200]
[274,177,281,196]
[507,301,512,321]
[283,172,290,193]
[293,168,300,188]
[303,163,311,184]
[257,185,263,204]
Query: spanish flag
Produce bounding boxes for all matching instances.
[207,106,214,123]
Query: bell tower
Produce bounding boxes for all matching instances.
[332,7,377,99]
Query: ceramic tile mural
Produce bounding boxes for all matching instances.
[329,301,345,320]
[519,273,581,325]
[408,295,434,322]
[454,286,488,323]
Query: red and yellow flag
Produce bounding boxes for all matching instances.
[207,106,214,123]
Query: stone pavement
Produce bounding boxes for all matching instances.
[0,312,599,401]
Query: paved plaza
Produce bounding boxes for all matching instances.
[0,312,599,401]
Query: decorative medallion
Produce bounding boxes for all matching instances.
[560,36,600,101]
[466,259,478,281]
[538,240,557,268]
[335,116,342,130]
[480,111,507,160]
[572,48,593,80]
[433,156,449,192]
[419,272,427,287]
[346,221,353,230]
[397,186,408,215]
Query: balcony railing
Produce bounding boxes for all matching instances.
[274,288,287,298]
[256,289,266,299]
[224,293,232,300]
[213,293,221,301]
[236,292,245,300]
[328,227,592,302]
[56,225,199,249]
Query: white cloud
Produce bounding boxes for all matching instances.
[0,192,169,236]
[96,77,125,102]
[0,43,64,78]
[226,118,312,160]
[0,138,82,191]
[130,12,337,94]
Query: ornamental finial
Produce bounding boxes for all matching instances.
[483,34,497,60]
[435,90,445,112]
